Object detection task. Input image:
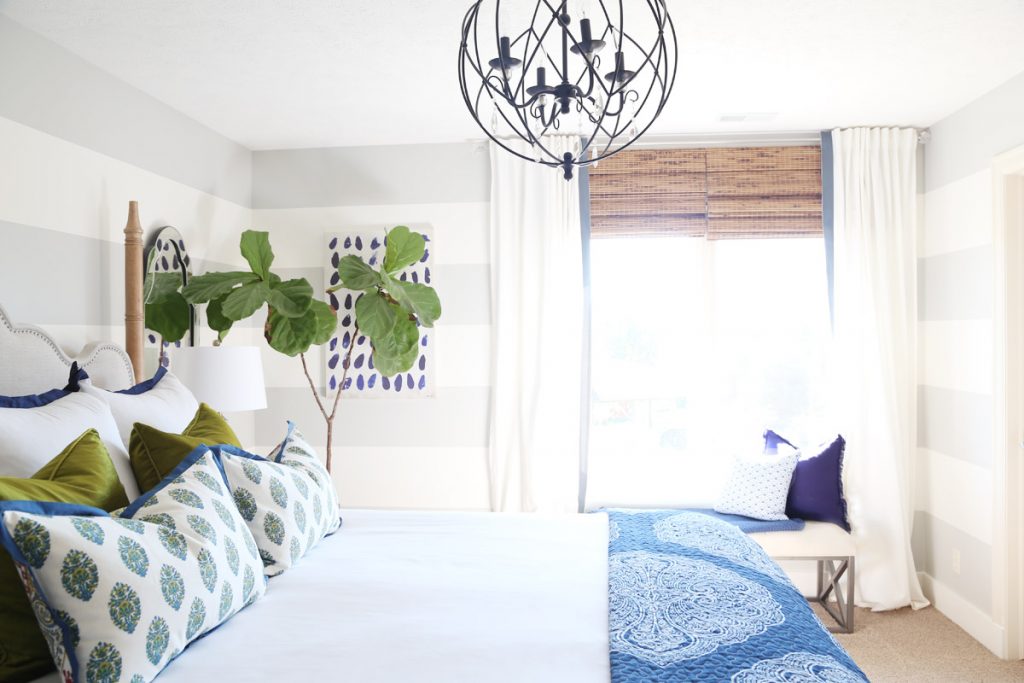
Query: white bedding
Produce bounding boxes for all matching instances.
[33,509,611,683]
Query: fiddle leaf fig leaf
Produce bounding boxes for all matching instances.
[240,230,274,280]
[221,281,270,320]
[336,255,381,291]
[309,299,337,346]
[266,307,318,357]
[206,295,233,345]
[182,271,259,304]
[382,226,425,275]
[372,317,420,376]
[354,292,399,340]
[267,278,313,318]
[371,315,420,376]
[388,280,441,328]
[145,293,189,344]
[144,272,184,304]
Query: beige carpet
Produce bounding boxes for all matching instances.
[822,606,1024,682]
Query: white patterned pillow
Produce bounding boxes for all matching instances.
[714,453,798,521]
[214,424,340,577]
[0,446,266,683]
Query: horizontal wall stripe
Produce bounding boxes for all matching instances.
[915,448,994,545]
[917,384,993,468]
[215,324,491,391]
[918,246,993,321]
[324,447,490,511]
[926,70,1024,192]
[434,324,492,388]
[0,115,250,248]
[920,168,993,259]
[918,320,993,395]
[255,386,489,449]
[911,510,992,614]
[0,16,252,206]
[0,219,124,326]
[252,143,489,209]
[251,202,490,267]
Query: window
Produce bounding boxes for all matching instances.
[585,146,831,508]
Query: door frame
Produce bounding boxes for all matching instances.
[992,143,1024,660]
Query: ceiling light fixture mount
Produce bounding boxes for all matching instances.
[459,0,677,180]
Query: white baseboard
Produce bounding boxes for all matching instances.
[918,572,1005,657]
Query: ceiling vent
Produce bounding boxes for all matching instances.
[719,112,778,123]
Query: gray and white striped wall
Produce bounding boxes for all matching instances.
[241,144,493,510]
[0,12,495,512]
[0,13,251,373]
[914,69,1024,653]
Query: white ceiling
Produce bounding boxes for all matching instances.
[2,0,1024,150]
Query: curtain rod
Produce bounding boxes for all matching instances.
[471,128,929,151]
[614,130,823,149]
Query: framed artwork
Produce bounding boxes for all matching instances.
[143,226,193,370]
[324,227,435,399]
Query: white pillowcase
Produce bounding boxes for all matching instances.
[81,368,198,447]
[0,446,266,683]
[0,392,140,499]
[714,452,798,521]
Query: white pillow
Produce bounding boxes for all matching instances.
[714,452,798,521]
[81,367,198,447]
[214,424,341,577]
[0,392,140,499]
[0,446,266,683]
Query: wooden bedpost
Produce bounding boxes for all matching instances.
[124,201,144,381]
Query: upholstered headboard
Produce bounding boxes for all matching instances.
[0,304,135,395]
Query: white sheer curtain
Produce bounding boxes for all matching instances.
[488,138,584,513]
[831,127,929,610]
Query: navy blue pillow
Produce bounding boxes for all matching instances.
[0,363,87,408]
[762,430,850,531]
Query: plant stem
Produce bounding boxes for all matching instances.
[298,325,359,473]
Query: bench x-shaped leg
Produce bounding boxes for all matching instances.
[814,557,855,633]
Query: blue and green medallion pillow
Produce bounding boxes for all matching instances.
[213,422,341,577]
[0,446,267,683]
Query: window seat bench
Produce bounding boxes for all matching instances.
[750,521,856,633]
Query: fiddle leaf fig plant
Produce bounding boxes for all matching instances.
[328,225,441,377]
[180,226,441,474]
[181,230,334,353]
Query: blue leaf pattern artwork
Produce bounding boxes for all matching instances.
[325,229,434,397]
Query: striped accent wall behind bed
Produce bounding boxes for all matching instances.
[0,13,496,512]
[238,143,494,511]
[0,14,251,375]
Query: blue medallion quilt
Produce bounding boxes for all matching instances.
[605,509,868,682]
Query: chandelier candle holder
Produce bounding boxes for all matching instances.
[459,0,677,180]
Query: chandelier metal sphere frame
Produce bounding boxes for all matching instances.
[458,0,677,180]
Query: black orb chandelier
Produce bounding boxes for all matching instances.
[458,0,677,180]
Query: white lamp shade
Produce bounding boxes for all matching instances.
[171,346,267,412]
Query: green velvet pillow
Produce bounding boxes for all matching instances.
[0,428,129,682]
[129,402,241,493]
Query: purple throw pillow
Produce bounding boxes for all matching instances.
[762,430,850,531]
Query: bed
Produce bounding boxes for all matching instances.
[1,211,865,682]
[2,308,865,682]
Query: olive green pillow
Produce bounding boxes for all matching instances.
[129,402,241,493]
[0,429,129,682]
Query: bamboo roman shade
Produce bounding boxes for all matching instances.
[589,145,823,239]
